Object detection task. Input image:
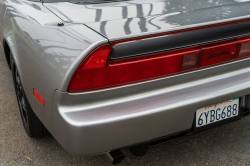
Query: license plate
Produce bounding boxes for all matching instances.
[196,98,239,127]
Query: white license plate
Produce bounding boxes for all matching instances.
[196,98,239,127]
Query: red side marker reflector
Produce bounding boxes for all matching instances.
[34,89,44,106]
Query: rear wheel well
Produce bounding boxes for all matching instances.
[3,40,11,69]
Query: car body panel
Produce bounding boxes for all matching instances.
[44,0,248,23]
[1,0,107,123]
[50,57,250,155]
[44,0,250,40]
[2,0,250,156]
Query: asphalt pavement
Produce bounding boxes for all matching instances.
[1,51,250,166]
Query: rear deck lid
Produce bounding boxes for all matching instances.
[44,0,250,40]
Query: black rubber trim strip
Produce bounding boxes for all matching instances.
[110,21,250,60]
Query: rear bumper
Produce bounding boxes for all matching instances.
[49,58,250,156]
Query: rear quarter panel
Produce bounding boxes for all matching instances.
[2,0,107,127]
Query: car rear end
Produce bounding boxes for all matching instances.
[44,0,250,158]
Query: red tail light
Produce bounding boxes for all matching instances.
[106,48,200,86]
[68,36,250,92]
[82,45,111,70]
[68,45,112,92]
[181,52,200,70]
[238,36,250,58]
[200,40,239,67]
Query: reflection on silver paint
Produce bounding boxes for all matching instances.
[45,0,241,23]
[2,0,107,129]
[44,0,250,40]
[9,0,59,25]
[3,0,250,157]
[51,58,250,155]
[45,4,72,23]
[63,66,250,125]
[235,0,250,2]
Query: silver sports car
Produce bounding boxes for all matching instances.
[1,0,250,164]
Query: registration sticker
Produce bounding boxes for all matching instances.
[196,98,239,127]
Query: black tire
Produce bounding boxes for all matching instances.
[10,52,49,137]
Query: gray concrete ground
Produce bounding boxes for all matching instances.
[1,51,250,166]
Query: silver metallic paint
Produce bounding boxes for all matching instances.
[44,0,247,23]
[51,58,250,155]
[2,0,250,156]
[44,0,250,40]
[1,0,107,130]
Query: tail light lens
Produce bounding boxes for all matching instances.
[200,40,239,67]
[82,45,111,70]
[68,45,112,92]
[181,52,200,70]
[106,48,200,86]
[238,36,250,58]
[68,36,250,92]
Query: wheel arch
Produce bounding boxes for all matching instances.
[3,39,11,69]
